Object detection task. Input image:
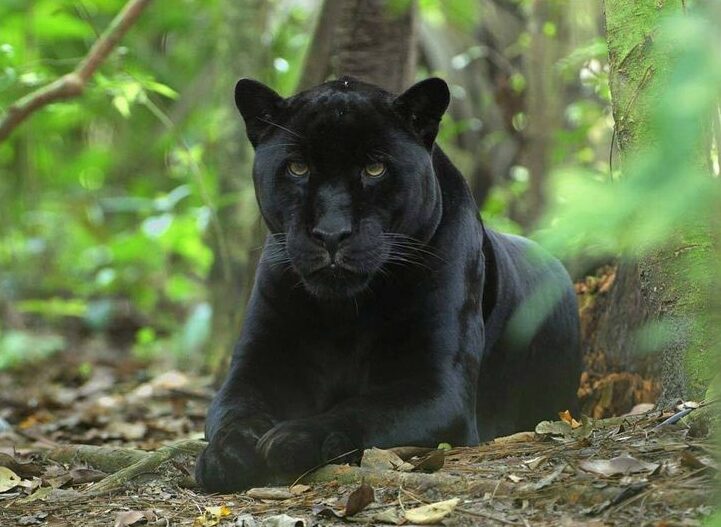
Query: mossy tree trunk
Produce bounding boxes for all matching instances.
[297,0,344,91]
[596,0,716,405]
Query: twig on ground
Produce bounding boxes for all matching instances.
[80,439,205,496]
[48,444,151,473]
[304,463,510,496]
[290,447,360,488]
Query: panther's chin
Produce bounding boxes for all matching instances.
[301,265,373,299]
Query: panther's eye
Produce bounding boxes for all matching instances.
[287,161,309,177]
[364,162,386,178]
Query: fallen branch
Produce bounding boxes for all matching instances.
[78,439,204,496]
[48,444,150,473]
[0,0,154,143]
[302,464,510,496]
[44,440,509,497]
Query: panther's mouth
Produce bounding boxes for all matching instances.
[302,264,373,298]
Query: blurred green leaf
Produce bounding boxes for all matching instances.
[17,298,87,318]
[0,331,65,370]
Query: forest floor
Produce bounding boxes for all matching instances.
[0,268,717,527]
[0,343,717,527]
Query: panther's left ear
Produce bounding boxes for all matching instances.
[393,78,450,149]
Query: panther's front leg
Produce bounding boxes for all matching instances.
[256,375,477,475]
[194,382,277,492]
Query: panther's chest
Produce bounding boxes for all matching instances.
[300,331,373,408]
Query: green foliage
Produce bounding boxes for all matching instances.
[0,330,65,370]
[416,0,480,29]
[0,0,317,365]
[537,6,721,258]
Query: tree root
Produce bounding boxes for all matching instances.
[47,445,150,473]
[302,464,510,496]
[44,440,510,498]
[46,439,206,497]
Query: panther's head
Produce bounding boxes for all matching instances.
[235,76,450,298]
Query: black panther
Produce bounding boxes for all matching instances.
[195,76,581,492]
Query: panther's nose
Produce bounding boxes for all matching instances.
[311,225,351,257]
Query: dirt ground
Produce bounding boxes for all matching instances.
[0,341,717,527]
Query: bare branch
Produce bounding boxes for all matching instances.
[0,0,154,143]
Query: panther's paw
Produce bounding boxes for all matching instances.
[321,431,358,463]
[257,420,355,475]
[195,428,264,492]
[256,420,322,474]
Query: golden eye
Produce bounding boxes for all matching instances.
[364,162,386,178]
[287,161,309,177]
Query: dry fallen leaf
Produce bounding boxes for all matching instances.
[69,467,108,485]
[0,453,43,478]
[17,477,41,491]
[373,509,402,525]
[493,431,535,444]
[192,505,232,527]
[17,512,47,526]
[623,403,655,416]
[360,448,412,471]
[106,421,147,441]
[260,514,305,527]
[525,455,548,471]
[579,455,659,477]
[233,513,258,527]
[14,486,53,504]
[679,450,717,472]
[114,510,146,527]
[404,498,459,524]
[289,484,311,495]
[520,462,567,492]
[311,505,344,520]
[345,482,374,516]
[559,409,582,429]
[152,370,189,390]
[536,415,593,440]
[411,450,445,472]
[535,420,574,436]
[235,513,257,527]
[0,466,21,492]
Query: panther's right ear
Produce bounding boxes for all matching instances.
[235,78,284,147]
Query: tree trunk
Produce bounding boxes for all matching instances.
[207,0,269,374]
[333,0,417,93]
[418,0,526,209]
[520,0,554,226]
[297,0,344,91]
[592,0,716,406]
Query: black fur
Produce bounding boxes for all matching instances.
[195,77,581,492]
